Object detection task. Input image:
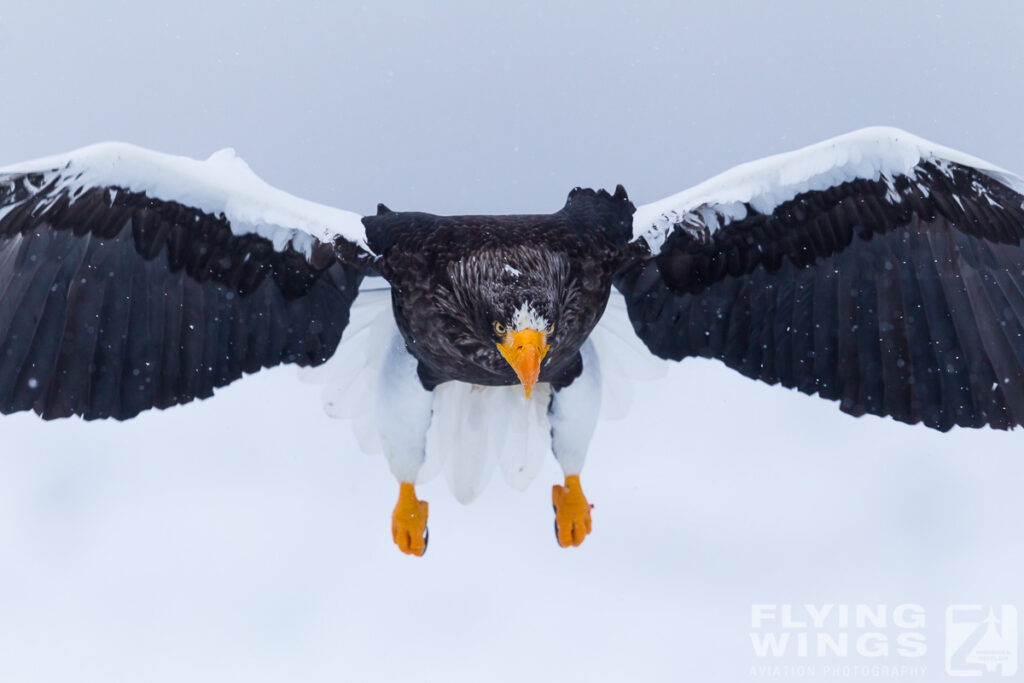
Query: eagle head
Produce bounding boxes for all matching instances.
[438,245,579,396]
[493,301,555,398]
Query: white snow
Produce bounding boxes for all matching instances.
[0,142,369,256]
[633,126,1024,254]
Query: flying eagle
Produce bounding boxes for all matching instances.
[2,127,1023,556]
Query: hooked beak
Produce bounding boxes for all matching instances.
[497,329,550,399]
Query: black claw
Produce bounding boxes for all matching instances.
[422,526,429,555]
[553,519,560,544]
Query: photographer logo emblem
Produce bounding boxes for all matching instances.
[945,605,1018,677]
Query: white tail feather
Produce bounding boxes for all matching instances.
[498,385,551,490]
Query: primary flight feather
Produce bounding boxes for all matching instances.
[2,127,1023,555]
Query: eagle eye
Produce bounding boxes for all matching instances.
[546,322,555,335]
[493,320,506,336]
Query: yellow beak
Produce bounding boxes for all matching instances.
[497,329,550,399]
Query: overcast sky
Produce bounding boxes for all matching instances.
[1,3,1023,682]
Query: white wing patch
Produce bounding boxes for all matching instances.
[0,142,368,257]
[632,126,1024,254]
[297,287,394,454]
[589,291,668,420]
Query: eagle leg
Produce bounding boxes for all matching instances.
[376,331,434,556]
[548,340,601,548]
[392,482,429,556]
[552,475,593,547]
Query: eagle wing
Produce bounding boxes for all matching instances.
[0,143,372,420]
[616,127,1024,431]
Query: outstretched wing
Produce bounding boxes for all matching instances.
[0,143,373,420]
[616,127,1024,431]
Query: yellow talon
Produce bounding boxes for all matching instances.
[552,474,593,547]
[391,482,429,556]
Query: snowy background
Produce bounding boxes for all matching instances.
[1,2,1023,681]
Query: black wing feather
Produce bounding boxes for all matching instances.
[0,173,366,420]
[617,159,1024,431]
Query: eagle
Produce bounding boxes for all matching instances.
[2,127,1023,556]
